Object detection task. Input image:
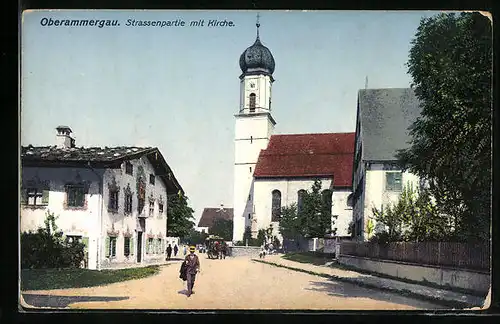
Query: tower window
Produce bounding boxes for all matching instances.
[249,93,256,112]
[249,166,252,173]
[250,136,253,144]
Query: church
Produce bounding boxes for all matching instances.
[232,18,355,243]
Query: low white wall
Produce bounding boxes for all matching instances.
[338,255,490,294]
[229,246,261,257]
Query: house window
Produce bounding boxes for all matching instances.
[125,162,133,175]
[386,172,403,191]
[249,93,256,112]
[149,174,155,185]
[271,190,281,221]
[66,185,85,208]
[108,188,119,211]
[249,167,252,173]
[124,192,133,214]
[138,198,145,213]
[108,236,117,258]
[250,136,253,144]
[25,188,49,206]
[297,189,306,214]
[147,238,154,254]
[124,237,131,256]
[159,203,164,215]
[149,201,155,217]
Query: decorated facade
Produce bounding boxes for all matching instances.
[20,126,184,269]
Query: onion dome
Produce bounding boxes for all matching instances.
[239,16,275,76]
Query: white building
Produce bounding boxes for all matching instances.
[232,20,354,243]
[351,88,422,241]
[20,126,184,270]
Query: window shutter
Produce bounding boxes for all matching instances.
[82,237,89,250]
[146,240,149,254]
[105,237,110,257]
[130,237,135,255]
[21,189,28,205]
[161,239,164,253]
[42,190,50,204]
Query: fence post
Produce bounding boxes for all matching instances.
[437,241,441,266]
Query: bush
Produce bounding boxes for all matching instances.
[20,211,85,269]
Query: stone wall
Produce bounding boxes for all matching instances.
[229,246,261,257]
[338,254,490,295]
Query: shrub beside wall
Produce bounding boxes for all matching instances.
[20,211,86,269]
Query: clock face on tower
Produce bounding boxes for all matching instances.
[248,81,256,89]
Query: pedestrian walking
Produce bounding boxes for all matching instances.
[183,245,187,256]
[221,242,227,259]
[173,244,179,257]
[166,244,172,260]
[184,245,200,297]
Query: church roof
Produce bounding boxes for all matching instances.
[198,207,234,228]
[357,88,422,161]
[253,133,355,187]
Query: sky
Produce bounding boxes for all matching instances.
[21,10,442,223]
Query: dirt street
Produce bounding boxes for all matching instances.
[22,256,442,310]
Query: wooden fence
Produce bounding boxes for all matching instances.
[340,241,490,271]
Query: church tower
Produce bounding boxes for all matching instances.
[233,15,276,242]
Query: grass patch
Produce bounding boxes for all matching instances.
[252,259,476,309]
[282,251,335,266]
[21,265,162,291]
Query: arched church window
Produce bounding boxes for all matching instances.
[271,190,281,221]
[321,189,333,216]
[249,93,256,112]
[297,189,306,214]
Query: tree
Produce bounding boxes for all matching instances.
[278,203,301,240]
[397,12,492,242]
[167,193,196,238]
[279,180,333,240]
[184,228,208,245]
[242,226,253,245]
[371,184,455,243]
[208,219,233,241]
[300,180,332,238]
[256,229,266,246]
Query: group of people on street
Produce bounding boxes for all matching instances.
[165,243,179,260]
[213,240,228,259]
[259,242,276,259]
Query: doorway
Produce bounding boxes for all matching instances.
[137,232,143,263]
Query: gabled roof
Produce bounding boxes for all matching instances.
[198,207,234,228]
[253,133,355,187]
[20,145,183,195]
[358,88,422,161]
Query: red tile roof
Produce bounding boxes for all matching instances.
[198,207,234,228]
[253,133,355,187]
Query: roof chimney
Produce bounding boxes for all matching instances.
[56,126,75,149]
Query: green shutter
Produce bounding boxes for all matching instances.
[42,190,50,204]
[82,237,89,250]
[21,189,27,205]
[105,237,110,257]
[161,239,164,254]
[146,239,149,254]
[130,237,135,255]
